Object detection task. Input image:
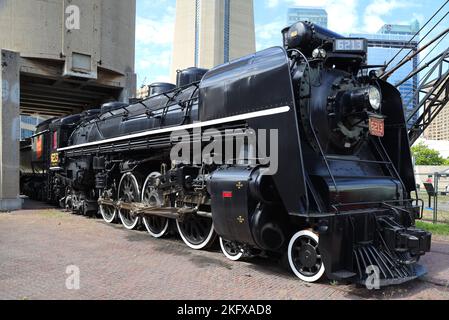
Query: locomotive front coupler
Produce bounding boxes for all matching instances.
[376,215,431,260]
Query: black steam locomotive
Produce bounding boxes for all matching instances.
[21,22,431,286]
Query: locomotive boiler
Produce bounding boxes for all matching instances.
[22,22,431,287]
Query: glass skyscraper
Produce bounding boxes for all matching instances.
[287,7,328,28]
[351,22,420,126]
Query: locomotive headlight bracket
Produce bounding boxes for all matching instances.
[368,86,382,111]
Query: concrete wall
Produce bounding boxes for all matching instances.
[229,0,255,61]
[199,0,223,69]
[171,0,197,79]
[0,50,21,211]
[0,0,135,80]
[0,0,136,209]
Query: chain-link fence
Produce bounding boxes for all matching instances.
[416,171,449,224]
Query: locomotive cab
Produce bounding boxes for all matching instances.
[48,114,83,170]
[20,117,58,201]
[31,118,58,172]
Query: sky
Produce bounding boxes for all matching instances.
[135,0,448,87]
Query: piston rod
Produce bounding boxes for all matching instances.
[98,198,213,220]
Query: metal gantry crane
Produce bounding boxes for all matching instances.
[379,1,449,145]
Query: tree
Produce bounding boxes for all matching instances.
[411,142,448,165]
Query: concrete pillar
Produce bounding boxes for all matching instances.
[119,71,137,103]
[0,50,21,211]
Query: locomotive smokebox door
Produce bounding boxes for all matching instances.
[208,167,259,246]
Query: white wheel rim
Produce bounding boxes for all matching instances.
[219,237,244,261]
[65,197,73,211]
[118,173,140,230]
[142,216,169,238]
[119,211,140,230]
[288,230,325,283]
[141,172,170,238]
[176,219,216,250]
[100,204,116,223]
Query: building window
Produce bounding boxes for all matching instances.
[21,129,34,139]
[21,116,38,126]
[194,0,201,67]
[224,0,231,62]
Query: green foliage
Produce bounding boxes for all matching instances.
[416,221,449,236]
[411,142,449,166]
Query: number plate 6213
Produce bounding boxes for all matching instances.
[369,118,385,137]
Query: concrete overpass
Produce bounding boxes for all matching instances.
[0,0,136,210]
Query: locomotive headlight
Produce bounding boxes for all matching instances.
[368,86,382,110]
[312,48,327,59]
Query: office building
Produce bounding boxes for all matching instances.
[20,115,51,140]
[424,104,449,140]
[351,22,420,126]
[287,7,328,28]
[137,86,150,99]
[424,83,449,140]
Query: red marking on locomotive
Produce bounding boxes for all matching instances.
[369,117,385,137]
[222,191,233,198]
[36,136,43,160]
[53,132,58,149]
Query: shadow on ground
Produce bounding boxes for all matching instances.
[20,197,57,211]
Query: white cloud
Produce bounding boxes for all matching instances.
[135,0,427,85]
[285,0,418,35]
[287,0,359,34]
[135,5,176,85]
[257,0,359,49]
[255,20,285,50]
[266,0,280,8]
[136,15,175,46]
[154,75,171,83]
[136,48,173,86]
[362,0,409,33]
[137,50,172,70]
[257,20,285,40]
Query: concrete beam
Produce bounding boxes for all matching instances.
[20,58,129,89]
[0,50,22,211]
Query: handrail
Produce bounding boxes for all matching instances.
[288,49,340,202]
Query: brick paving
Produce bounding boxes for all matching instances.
[1,201,449,300]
